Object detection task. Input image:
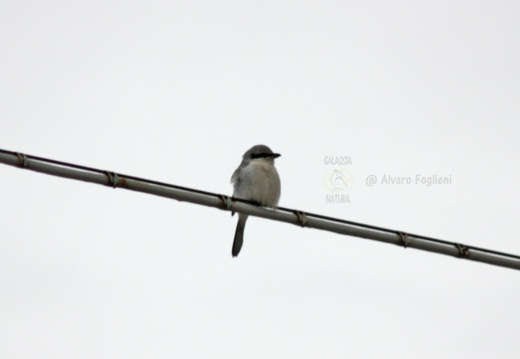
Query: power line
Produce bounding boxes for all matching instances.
[1,148,519,271]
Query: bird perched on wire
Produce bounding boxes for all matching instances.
[230,145,281,257]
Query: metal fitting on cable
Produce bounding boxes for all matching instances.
[104,171,119,188]
[218,195,233,211]
[15,153,28,167]
[456,243,469,257]
[294,210,308,227]
[398,231,410,248]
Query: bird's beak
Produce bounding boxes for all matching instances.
[272,153,281,158]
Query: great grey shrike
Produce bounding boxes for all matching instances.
[230,145,281,257]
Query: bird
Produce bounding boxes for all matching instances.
[230,145,281,257]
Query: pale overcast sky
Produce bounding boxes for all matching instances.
[1,1,520,358]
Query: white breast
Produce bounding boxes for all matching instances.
[233,160,281,208]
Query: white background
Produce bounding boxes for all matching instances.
[1,1,520,358]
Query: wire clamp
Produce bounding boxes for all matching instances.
[294,210,308,227]
[455,243,469,257]
[104,171,119,188]
[15,153,28,167]
[398,231,410,248]
[218,195,233,211]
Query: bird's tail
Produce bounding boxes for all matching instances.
[232,214,248,257]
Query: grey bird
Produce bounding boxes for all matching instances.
[230,145,281,257]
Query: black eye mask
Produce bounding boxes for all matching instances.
[251,153,281,159]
